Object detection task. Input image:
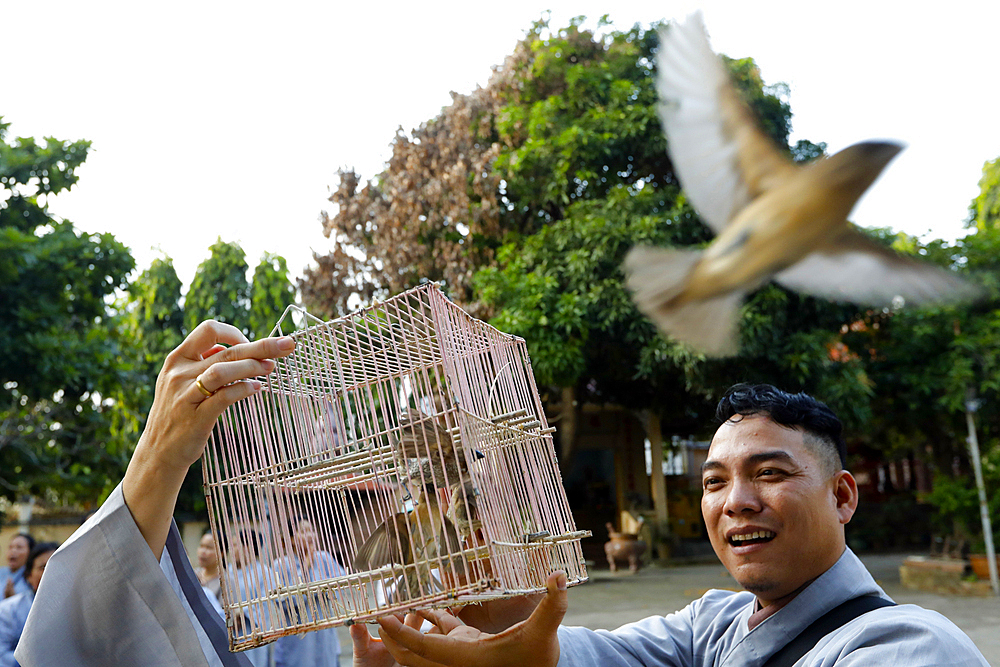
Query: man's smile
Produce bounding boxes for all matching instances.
[727,530,776,547]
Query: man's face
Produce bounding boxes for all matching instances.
[701,414,857,606]
[7,536,29,571]
[26,550,53,592]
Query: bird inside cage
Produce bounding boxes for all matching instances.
[202,284,592,643]
[353,405,486,602]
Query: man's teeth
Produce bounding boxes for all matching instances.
[730,531,775,544]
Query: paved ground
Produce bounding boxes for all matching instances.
[338,553,1000,665]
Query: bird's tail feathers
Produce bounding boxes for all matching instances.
[647,291,744,356]
[624,245,700,308]
[624,245,742,356]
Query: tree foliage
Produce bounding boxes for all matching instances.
[970,157,1000,231]
[0,117,136,502]
[300,19,869,439]
[301,64,513,317]
[184,238,252,335]
[116,256,185,442]
[249,253,297,340]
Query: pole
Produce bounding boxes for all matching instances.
[965,391,999,596]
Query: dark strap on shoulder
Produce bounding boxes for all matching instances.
[166,521,253,667]
[762,595,896,667]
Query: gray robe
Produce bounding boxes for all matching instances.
[15,484,249,667]
[557,547,988,666]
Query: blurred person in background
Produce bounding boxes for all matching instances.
[196,531,223,602]
[273,517,345,667]
[224,529,274,667]
[0,536,34,599]
[0,542,57,667]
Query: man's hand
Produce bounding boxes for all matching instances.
[351,613,426,667]
[374,571,568,667]
[454,590,544,634]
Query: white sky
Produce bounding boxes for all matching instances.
[5,1,1000,290]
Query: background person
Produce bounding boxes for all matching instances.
[273,516,345,667]
[224,529,274,667]
[0,542,58,667]
[0,536,34,599]
[196,531,223,602]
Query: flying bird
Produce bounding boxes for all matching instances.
[624,12,980,356]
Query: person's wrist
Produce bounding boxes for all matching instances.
[124,436,191,506]
[132,430,200,479]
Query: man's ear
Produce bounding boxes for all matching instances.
[833,471,859,525]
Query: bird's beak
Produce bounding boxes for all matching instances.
[473,449,486,460]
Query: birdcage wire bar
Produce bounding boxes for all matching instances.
[203,284,590,652]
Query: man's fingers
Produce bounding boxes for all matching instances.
[419,609,465,634]
[349,623,372,652]
[519,571,568,643]
[378,615,487,667]
[377,618,446,667]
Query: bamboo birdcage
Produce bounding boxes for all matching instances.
[202,283,590,651]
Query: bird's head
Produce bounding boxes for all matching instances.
[821,140,904,195]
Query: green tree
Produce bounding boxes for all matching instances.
[249,253,297,340]
[970,157,1000,230]
[180,242,298,514]
[834,158,1000,550]
[124,255,184,367]
[115,256,185,444]
[468,19,873,440]
[0,117,136,502]
[184,238,251,335]
[303,17,875,442]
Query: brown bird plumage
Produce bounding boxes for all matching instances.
[352,483,464,601]
[352,406,482,600]
[624,12,980,356]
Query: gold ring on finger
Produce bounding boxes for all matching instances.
[194,377,215,398]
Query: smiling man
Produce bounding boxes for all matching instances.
[699,385,860,628]
[369,384,989,667]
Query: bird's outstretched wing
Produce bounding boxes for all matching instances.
[353,513,411,571]
[776,228,982,306]
[656,12,795,232]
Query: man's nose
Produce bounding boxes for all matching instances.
[723,477,763,515]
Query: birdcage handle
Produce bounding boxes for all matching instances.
[267,304,327,338]
[486,361,515,414]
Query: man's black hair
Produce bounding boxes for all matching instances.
[715,383,847,469]
[25,541,59,576]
